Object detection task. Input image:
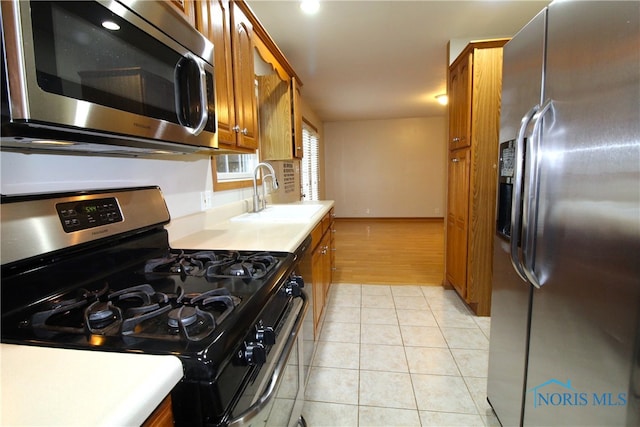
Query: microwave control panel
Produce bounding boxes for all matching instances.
[56,197,123,233]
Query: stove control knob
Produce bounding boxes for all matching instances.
[290,275,305,288]
[285,281,302,297]
[285,276,304,297]
[255,326,276,345]
[244,342,266,365]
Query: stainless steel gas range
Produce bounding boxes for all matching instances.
[0,186,309,427]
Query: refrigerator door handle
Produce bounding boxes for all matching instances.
[521,99,554,288]
[510,104,540,283]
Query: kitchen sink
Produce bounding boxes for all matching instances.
[230,204,324,222]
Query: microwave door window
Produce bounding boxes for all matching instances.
[29,1,182,125]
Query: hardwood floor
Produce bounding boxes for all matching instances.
[332,218,444,285]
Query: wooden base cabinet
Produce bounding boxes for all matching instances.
[446,148,470,299]
[142,395,174,427]
[445,39,508,316]
[299,208,335,340]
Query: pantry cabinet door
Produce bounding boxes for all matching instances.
[446,148,470,297]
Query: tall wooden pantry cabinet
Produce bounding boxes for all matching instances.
[445,39,508,316]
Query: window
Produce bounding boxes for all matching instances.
[215,153,258,181]
[301,122,319,201]
[213,153,259,191]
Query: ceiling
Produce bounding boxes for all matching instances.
[246,0,549,122]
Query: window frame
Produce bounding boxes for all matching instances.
[212,152,259,191]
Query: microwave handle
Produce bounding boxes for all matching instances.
[174,53,209,135]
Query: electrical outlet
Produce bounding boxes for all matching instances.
[200,191,213,210]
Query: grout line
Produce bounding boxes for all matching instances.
[314,283,490,425]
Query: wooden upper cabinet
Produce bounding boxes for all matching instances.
[231,3,258,150]
[196,0,302,155]
[292,77,303,159]
[196,0,257,151]
[253,28,305,161]
[169,0,196,26]
[197,0,236,146]
[448,53,472,150]
[254,36,296,161]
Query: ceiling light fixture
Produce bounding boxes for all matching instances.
[436,94,448,106]
[300,0,320,15]
[101,20,120,31]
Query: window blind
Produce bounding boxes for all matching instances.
[301,123,319,201]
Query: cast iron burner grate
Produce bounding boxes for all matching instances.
[144,251,279,280]
[22,284,241,342]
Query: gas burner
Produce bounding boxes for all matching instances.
[228,262,252,276]
[206,253,278,279]
[108,284,168,314]
[168,306,199,328]
[85,300,121,331]
[24,284,113,335]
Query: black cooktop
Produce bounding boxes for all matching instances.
[1,229,295,366]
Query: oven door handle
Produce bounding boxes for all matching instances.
[227,291,308,427]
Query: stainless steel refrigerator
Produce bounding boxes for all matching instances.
[487,1,640,426]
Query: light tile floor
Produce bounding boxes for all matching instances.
[302,283,500,427]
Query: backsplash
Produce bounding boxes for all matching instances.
[0,151,255,219]
[270,160,301,204]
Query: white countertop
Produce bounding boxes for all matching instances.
[1,201,334,426]
[168,200,335,252]
[0,344,183,426]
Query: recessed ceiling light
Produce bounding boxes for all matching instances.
[300,0,320,15]
[101,20,120,31]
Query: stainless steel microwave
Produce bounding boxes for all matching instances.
[1,0,218,155]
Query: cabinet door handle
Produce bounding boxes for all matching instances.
[452,158,460,163]
[241,128,249,135]
[233,125,241,133]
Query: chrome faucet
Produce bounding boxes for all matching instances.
[252,162,279,212]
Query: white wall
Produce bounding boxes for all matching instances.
[0,98,325,219]
[324,117,446,218]
[0,151,254,220]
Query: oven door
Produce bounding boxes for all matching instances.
[1,0,217,153]
[227,291,308,427]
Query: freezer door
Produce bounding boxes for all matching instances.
[487,9,546,427]
[523,1,640,425]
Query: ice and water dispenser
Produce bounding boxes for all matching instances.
[496,140,516,239]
